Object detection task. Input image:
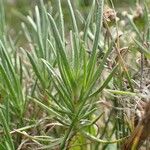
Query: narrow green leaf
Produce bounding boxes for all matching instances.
[105,89,136,96]
[86,0,104,86]
[82,131,126,144]
[128,15,143,42]
[26,51,45,87]
[27,16,37,32]
[48,13,75,87]
[0,41,20,96]
[0,65,17,105]
[42,59,74,111]
[35,5,44,58]
[29,97,62,118]
[134,39,150,59]
[89,65,118,98]
[57,0,65,42]
[83,0,95,42]
[0,110,15,150]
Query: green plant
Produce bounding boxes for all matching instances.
[25,0,127,149]
[0,0,150,149]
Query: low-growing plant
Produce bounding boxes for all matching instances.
[0,0,150,150]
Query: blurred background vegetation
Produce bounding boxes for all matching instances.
[3,0,150,50]
[5,0,150,33]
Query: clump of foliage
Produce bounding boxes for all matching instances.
[0,0,150,150]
